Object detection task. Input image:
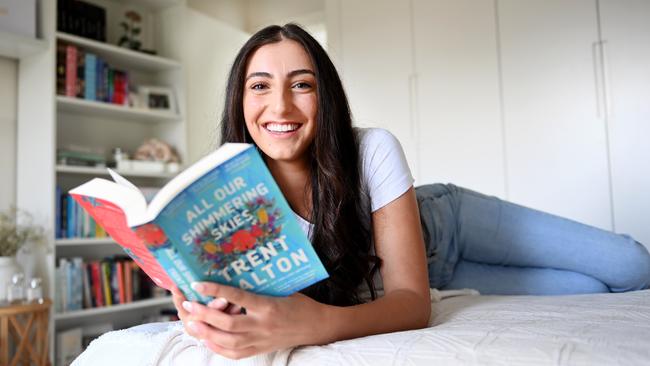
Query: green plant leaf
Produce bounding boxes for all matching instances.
[120,21,129,31]
[132,28,141,35]
[118,36,129,46]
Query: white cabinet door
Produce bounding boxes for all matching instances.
[599,0,650,247]
[413,0,506,197]
[334,0,418,181]
[498,0,613,229]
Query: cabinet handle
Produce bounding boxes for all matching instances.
[592,41,604,119]
[600,40,611,118]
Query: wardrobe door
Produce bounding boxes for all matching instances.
[413,0,506,197]
[498,0,613,229]
[333,0,418,180]
[599,0,650,247]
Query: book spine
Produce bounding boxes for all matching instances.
[90,261,104,307]
[61,195,68,238]
[82,262,92,308]
[76,48,85,98]
[102,261,112,306]
[66,195,74,238]
[65,45,77,97]
[125,261,133,303]
[55,186,62,239]
[117,261,125,304]
[56,42,66,96]
[84,53,97,101]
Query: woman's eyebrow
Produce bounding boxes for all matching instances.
[246,69,315,81]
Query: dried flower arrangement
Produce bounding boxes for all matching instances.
[0,207,46,257]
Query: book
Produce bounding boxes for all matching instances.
[69,144,329,304]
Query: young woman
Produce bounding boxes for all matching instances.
[172,23,650,360]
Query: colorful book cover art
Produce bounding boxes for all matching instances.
[143,146,329,303]
[71,195,177,293]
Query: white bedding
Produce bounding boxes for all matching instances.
[72,289,650,366]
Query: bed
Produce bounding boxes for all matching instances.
[72,289,650,365]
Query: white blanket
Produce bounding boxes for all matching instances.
[73,289,650,366]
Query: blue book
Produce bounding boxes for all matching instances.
[69,144,329,304]
[84,53,97,100]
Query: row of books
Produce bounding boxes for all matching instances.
[56,41,130,105]
[56,256,169,313]
[58,0,107,43]
[56,187,108,239]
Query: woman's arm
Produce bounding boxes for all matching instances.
[320,186,431,341]
[174,186,430,359]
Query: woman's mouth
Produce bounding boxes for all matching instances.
[263,122,302,135]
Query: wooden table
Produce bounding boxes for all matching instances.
[0,300,51,366]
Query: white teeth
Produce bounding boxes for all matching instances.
[265,123,300,132]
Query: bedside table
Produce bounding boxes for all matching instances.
[0,299,51,366]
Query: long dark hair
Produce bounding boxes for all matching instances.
[219,24,381,306]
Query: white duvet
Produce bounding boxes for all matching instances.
[73,289,650,366]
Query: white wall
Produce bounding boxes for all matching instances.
[0,57,17,210]
[182,8,250,163]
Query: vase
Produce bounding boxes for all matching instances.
[0,256,22,302]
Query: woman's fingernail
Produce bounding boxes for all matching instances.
[182,301,193,313]
[191,282,204,292]
[207,297,228,309]
[187,321,199,333]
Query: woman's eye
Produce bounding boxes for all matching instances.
[293,82,312,89]
[251,83,267,90]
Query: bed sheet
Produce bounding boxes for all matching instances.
[72,289,650,366]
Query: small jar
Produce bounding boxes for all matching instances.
[7,273,26,304]
[27,277,43,304]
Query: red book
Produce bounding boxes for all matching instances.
[65,45,77,97]
[116,260,126,304]
[125,260,133,303]
[90,261,104,307]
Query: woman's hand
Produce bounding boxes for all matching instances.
[176,282,331,360]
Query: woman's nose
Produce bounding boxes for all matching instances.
[272,88,293,115]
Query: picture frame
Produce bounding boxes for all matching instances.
[136,85,177,113]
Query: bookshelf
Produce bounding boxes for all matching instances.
[15,0,189,363]
[57,95,182,123]
[55,296,173,323]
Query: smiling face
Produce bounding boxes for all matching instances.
[243,39,318,165]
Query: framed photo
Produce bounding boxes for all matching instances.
[137,86,177,113]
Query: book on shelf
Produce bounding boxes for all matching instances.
[56,256,163,312]
[69,143,329,304]
[56,41,129,105]
[56,186,108,239]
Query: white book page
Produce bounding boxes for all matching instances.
[68,178,148,226]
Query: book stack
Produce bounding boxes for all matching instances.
[56,187,108,240]
[57,148,106,168]
[56,256,167,312]
[56,41,129,105]
[57,0,106,42]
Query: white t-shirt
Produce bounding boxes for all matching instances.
[293,127,415,300]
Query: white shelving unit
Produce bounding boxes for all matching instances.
[55,296,173,322]
[15,0,189,363]
[57,95,182,123]
[0,29,48,60]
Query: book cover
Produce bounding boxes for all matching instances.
[70,144,329,304]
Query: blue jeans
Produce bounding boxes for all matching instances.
[416,184,650,295]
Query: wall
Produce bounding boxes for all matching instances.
[182,8,250,164]
[0,57,17,210]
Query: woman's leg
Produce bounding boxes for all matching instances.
[416,183,650,294]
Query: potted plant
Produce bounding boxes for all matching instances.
[0,207,45,302]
